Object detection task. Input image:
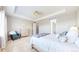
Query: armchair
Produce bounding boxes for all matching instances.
[9,31,21,40]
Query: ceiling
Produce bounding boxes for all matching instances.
[5,6,79,21]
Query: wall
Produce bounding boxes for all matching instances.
[38,19,51,34]
[76,9,79,27]
[7,16,33,36]
[7,11,78,36]
[56,12,77,33]
[38,12,77,34]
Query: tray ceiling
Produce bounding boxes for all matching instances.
[5,6,79,21]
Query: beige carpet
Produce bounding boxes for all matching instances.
[4,37,36,52]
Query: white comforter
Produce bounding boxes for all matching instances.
[30,35,79,52]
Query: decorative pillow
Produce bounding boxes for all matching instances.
[59,31,68,36]
[56,31,68,42]
[58,36,67,42]
[66,26,78,43]
[56,34,60,39]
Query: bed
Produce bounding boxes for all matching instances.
[30,26,79,52]
[30,35,79,52]
[30,34,55,52]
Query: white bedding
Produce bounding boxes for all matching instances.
[49,41,79,52]
[30,34,79,52]
[30,35,52,51]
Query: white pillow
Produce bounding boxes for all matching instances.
[66,27,78,43]
[56,34,60,38]
[58,36,67,42]
[75,38,79,47]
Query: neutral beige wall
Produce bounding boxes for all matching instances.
[7,11,78,36]
[37,19,50,34]
[56,12,77,33]
[7,16,33,36]
[76,9,79,27]
[38,12,77,34]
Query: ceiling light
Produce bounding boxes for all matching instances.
[32,11,41,17]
